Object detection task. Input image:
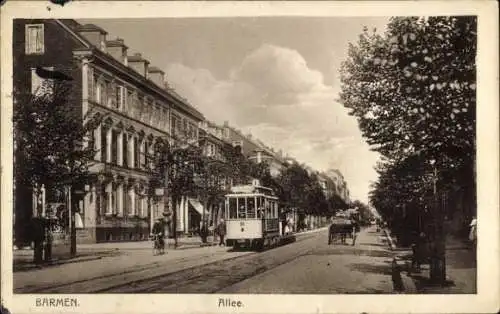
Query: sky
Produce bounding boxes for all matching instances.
[81,17,390,204]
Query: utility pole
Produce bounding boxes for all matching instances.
[429,164,447,285]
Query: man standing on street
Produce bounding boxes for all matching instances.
[31,216,45,264]
[216,219,226,246]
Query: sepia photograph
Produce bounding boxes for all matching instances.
[1,1,498,314]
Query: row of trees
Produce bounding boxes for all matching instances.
[340,16,476,283]
[148,137,353,240]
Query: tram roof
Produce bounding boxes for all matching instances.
[225,193,278,199]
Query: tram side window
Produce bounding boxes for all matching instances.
[229,198,237,219]
[237,197,246,219]
[247,197,256,218]
[265,201,271,218]
[256,197,264,218]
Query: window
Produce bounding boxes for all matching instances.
[31,67,54,96]
[25,24,44,54]
[247,197,256,218]
[256,197,264,218]
[101,127,107,162]
[171,115,179,136]
[140,138,146,169]
[108,83,117,108]
[123,134,129,168]
[229,198,237,219]
[111,129,119,165]
[134,137,140,168]
[237,197,247,219]
[116,86,124,111]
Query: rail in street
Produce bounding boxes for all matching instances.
[14,229,322,294]
[14,226,398,294]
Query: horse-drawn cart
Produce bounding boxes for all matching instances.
[328,209,359,245]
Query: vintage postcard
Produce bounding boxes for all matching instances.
[1,1,498,314]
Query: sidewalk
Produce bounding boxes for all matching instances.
[14,228,327,271]
[14,227,327,292]
[14,243,232,292]
[385,231,476,293]
[407,236,476,294]
[13,235,217,272]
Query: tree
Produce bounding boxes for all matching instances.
[13,78,100,247]
[150,140,202,248]
[340,16,477,284]
[194,155,232,229]
[340,17,476,166]
[351,200,374,225]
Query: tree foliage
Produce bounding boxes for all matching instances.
[340,16,477,246]
[13,80,100,195]
[340,16,476,167]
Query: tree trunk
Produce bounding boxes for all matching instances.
[429,201,447,285]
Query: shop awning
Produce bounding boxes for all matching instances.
[188,198,204,215]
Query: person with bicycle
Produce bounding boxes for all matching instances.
[152,218,165,254]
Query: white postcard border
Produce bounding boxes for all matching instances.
[1,1,499,314]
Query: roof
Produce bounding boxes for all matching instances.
[148,66,164,74]
[58,19,205,121]
[107,38,128,49]
[128,53,150,64]
[77,24,108,35]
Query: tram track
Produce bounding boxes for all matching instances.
[15,231,321,294]
[98,232,321,293]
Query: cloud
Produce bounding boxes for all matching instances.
[230,44,325,105]
[164,44,380,203]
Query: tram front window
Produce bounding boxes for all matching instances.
[229,198,237,219]
[247,197,256,218]
[237,197,246,219]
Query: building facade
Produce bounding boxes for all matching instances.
[13,19,205,243]
[222,122,286,178]
[325,169,351,204]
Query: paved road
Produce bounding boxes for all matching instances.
[15,226,395,294]
[14,229,322,293]
[220,226,395,293]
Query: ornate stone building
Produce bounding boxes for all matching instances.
[13,19,205,243]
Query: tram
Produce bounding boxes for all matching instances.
[224,181,296,250]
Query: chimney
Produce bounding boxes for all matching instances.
[106,38,128,64]
[127,53,150,77]
[148,66,165,87]
[78,24,108,52]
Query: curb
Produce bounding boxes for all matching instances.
[400,271,418,293]
[383,228,396,250]
[383,229,418,294]
[14,255,103,272]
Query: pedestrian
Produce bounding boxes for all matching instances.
[216,218,226,246]
[200,221,208,244]
[44,217,53,262]
[163,218,171,250]
[469,216,477,248]
[152,218,165,254]
[351,216,360,246]
[31,216,45,264]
